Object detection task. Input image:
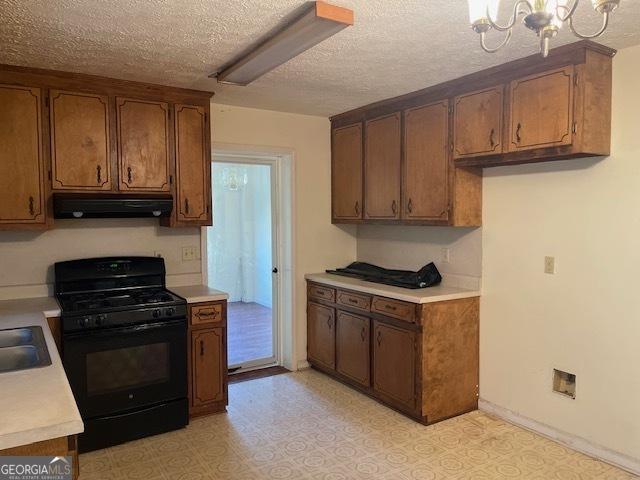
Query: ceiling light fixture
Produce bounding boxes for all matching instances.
[213,1,353,86]
[468,0,620,57]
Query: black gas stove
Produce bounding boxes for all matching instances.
[55,257,188,452]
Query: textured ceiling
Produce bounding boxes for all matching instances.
[1,0,639,116]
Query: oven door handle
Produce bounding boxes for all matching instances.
[64,319,185,339]
[98,401,172,421]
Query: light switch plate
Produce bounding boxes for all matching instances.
[544,256,555,274]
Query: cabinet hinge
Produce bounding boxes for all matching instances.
[574,73,578,87]
[450,142,454,152]
[572,122,577,134]
[169,175,173,185]
[204,113,208,122]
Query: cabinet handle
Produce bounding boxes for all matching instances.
[127,166,133,183]
[354,201,360,216]
[391,200,397,215]
[200,340,204,356]
[327,317,332,329]
[515,123,522,143]
[348,298,358,304]
[377,330,382,346]
[96,165,102,184]
[361,327,366,342]
[384,304,397,311]
[185,198,190,214]
[28,196,34,216]
[197,310,217,318]
[407,198,413,214]
[489,128,496,148]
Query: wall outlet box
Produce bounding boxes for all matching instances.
[182,246,198,262]
[544,256,555,274]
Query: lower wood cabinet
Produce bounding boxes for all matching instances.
[372,320,416,411]
[0,435,79,479]
[307,302,336,370]
[307,281,480,424]
[188,301,228,418]
[336,311,370,387]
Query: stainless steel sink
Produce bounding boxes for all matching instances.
[0,326,52,373]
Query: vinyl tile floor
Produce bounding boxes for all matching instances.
[79,369,638,480]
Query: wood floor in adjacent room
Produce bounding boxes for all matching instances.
[227,301,272,367]
[79,369,637,479]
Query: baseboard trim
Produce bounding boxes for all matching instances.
[478,398,640,476]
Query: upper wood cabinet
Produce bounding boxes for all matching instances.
[331,123,363,221]
[116,97,171,192]
[403,101,450,222]
[508,66,574,152]
[50,90,111,191]
[173,104,210,225]
[453,86,504,158]
[0,84,47,228]
[364,113,401,220]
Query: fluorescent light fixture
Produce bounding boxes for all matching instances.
[214,1,354,86]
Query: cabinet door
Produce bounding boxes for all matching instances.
[307,302,335,370]
[174,104,210,223]
[508,66,574,152]
[192,327,225,406]
[336,311,370,387]
[332,123,363,221]
[50,90,111,191]
[454,86,503,158]
[0,84,46,226]
[373,321,416,411]
[403,101,450,221]
[116,97,171,191]
[364,113,401,219]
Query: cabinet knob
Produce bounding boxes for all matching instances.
[327,317,332,329]
[377,330,382,346]
[489,128,496,148]
[354,201,360,216]
[515,123,522,143]
[127,166,133,183]
[200,339,204,356]
[391,200,397,215]
[407,198,413,214]
[185,197,190,214]
[361,327,366,342]
[96,165,102,184]
[28,196,34,216]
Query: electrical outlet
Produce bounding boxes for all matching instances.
[182,246,198,262]
[441,248,451,264]
[544,256,555,274]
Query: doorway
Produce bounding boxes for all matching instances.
[204,155,281,372]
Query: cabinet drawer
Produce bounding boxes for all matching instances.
[336,290,371,312]
[308,284,336,303]
[191,303,224,326]
[371,297,416,323]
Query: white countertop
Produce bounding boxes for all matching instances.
[0,297,83,450]
[169,285,229,304]
[305,273,480,304]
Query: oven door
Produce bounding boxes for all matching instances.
[62,319,187,419]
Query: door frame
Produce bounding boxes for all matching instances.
[202,143,295,373]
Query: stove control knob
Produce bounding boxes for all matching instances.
[166,307,175,317]
[152,309,161,318]
[96,314,106,325]
[80,317,91,327]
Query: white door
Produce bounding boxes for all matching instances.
[205,157,280,372]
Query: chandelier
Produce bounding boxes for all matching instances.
[468,0,620,57]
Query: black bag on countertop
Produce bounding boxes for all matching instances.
[326,261,442,289]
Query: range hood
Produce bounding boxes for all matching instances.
[54,194,173,219]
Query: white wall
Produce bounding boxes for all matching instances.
[481,44,640,461]
[211,104,358,368]
[0,218,202,300]
[356,225,482,289]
